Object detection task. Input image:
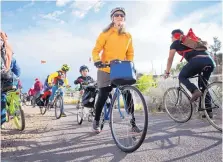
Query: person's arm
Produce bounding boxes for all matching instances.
[165,49,176,74]
[126,34,134,61]
[11,57,21,77]
[64,78,69,86]
[92,32,106,62]
[48,72,58,84]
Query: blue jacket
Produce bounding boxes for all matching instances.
[10,56,21,77]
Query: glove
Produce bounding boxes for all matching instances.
[94,61,103,68]
[77,78,84,83]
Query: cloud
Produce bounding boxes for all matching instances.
[16,1,35,12]
[70,0,104,18]
[56,0,73,7]
[40,10,65,24]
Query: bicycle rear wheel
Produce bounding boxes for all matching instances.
[202,81,222,132]
[14,105,25,131]
[110,85,148,153]
[163,87,192,123]
[77,104,84,125]
[55,96,63,119]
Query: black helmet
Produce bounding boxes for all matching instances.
[79,65,89,73]
[171,29,184,35]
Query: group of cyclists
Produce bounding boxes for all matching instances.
[1,7,217,134]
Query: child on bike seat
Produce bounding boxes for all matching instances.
[74,65,94,92]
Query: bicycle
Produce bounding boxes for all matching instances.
[39,84,68,119]
[2,81,25,131]
[76,82,98,125]
[96,61,148,153]
[163,68,222,132]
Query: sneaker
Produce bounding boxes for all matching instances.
[92,120,101,133]
[61,112,67,117]
[131,125,142,133]
[1,125,5,129]
[190,89,202,103]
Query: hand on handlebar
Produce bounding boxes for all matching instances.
[163,70,170,79]
[94,61,103,68]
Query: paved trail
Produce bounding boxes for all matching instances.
[1,105,222,162]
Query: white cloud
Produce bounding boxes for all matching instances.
[56,0,73,7]
[40,10,65,23]
[70,0,104,18]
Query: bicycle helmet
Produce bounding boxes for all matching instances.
[110,7,126,18]
[61,64,70,72]
[79,65,89,73]
[171,29,184,35]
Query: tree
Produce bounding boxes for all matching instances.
[209,37,222,74]
[136,73,157,93]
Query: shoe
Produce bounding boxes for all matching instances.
[190,89,202,103]
[61,112,67,117]
[130,118,142,133]
[131,125,142,133]
[92,120,101,133]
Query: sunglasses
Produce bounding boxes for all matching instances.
[114,13,125,18]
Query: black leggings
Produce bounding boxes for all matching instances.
[94,86,135,124]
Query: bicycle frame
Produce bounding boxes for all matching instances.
[103,87,126,121]
[6,90,21,115]
[176,74,210,110]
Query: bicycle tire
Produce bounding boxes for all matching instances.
[77,105,84,125]
[163,87,193,123]
[55,96,62,119]
[14,106,25,131]
[110,85,148,153]
[202,81,222,132]
[40,106,47,115]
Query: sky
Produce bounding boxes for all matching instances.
[1,0,222,92]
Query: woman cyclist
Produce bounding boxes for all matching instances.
[92,7,141,133]
[164,29,215,118]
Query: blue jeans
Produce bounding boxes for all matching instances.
[49,85,64,112]
[179,57,215,112]
[1,93,7,125]
[179,57,215,93]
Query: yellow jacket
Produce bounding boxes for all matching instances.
[47,71,69,86]
[92,27,134,73]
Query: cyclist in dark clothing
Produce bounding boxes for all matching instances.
[165,29,216,118]
[74,65,94,90]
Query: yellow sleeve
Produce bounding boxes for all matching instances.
[92,32,106,62]
[48,72,58,83]
[64,78,68,86]
[126,35,134,62]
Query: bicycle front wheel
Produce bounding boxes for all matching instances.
[14,105,25,131]
[110,85,148,153]
[202,81,222,132]
[77,105,84,125]
[55,96,63,119]
[163,87,192,123]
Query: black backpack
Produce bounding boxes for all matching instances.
[82,86,98,108]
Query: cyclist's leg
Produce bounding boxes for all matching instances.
[122,90,141,132]
[179,58,204,101]
[198,59,215,116]
[1,93,7,125]
[94,86,112,121]
[49,85,58,103]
